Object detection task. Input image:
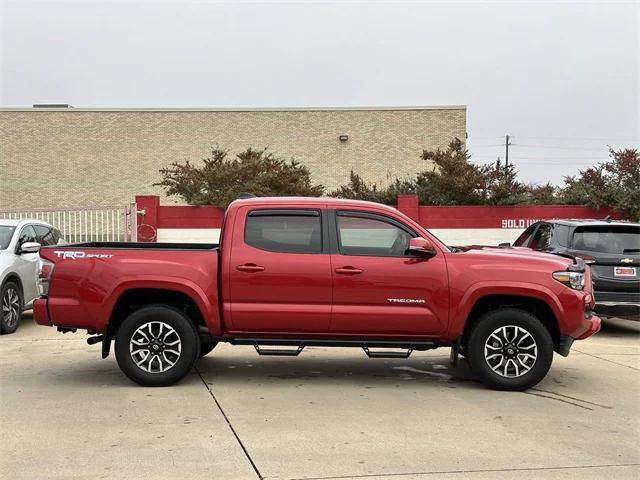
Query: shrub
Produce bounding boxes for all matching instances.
[155,147,324,207]
[329,171,415,205]
[415,138,487,205]
[560,148,640,220]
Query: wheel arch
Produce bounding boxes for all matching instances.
[1,273,24,296]
[104,281,220,340]
[460,293,560,351]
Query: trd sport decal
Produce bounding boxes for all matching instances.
[386,298,426,304]
[54,251,114,260]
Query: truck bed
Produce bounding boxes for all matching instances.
[67,242,219,250]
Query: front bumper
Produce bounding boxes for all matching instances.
[575,314,601,340]
[557,314,601,356]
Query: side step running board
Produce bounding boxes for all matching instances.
[362,347,413,359]
[254,344,304,356]
[228,337,439,357]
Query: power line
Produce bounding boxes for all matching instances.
[516,158,601,161]
[515,135,640,141]
[470,135,639,142]
[468,144,504,148]
[515,144,610,151]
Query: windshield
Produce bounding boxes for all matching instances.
[572,225,640,254]
[0,226,16,250]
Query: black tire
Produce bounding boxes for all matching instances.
[466,308,554,391]
[199,341,218,358]
[1,281,23,335]
[114,305,200,387]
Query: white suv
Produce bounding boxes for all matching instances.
[0,219,65,334]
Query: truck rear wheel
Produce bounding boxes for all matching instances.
[466,308,553,391]
[114,305,200,387]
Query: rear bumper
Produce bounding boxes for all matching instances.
[594,291,640,319]
[33,298,51,326]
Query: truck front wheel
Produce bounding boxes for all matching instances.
[466,308,554,391]
[114,305,200,387]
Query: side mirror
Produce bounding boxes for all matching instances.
[19,242,41,254]
[407,237,436,258]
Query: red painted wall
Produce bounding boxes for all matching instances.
[135,195,617,242]
[418,204,616,229]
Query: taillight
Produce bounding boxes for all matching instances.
[37,259,55,296]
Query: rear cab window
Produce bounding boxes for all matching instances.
[244,209,322,254]
[572,225,640,254]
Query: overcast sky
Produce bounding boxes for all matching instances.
[1,0,638,185]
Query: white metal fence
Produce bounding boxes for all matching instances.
[0,205,137,243]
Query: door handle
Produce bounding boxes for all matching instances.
[236,264,265,273]
[335,266,363,275]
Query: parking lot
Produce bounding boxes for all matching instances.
[0,314,638,480]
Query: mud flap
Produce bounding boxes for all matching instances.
[449,338,461,367]
[102,332,112,359]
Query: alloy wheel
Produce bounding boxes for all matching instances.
[129,321,182,373]
[484,325,538,378]
[2,287,20,329]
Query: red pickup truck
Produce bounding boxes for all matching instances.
[34,197,600,391]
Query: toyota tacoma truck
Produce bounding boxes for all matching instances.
[33,197,601,391]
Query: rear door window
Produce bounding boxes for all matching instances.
[513,224,538,247]
[572,225,640,254]
[529,223,552,251]
[52,228,66,244]
[245,210,322,254]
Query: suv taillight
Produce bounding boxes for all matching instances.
[37,259,55,296]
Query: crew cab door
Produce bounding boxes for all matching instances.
[329,210,449,336]
[226,207,332,334]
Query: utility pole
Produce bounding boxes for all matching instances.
[504,134,511,170]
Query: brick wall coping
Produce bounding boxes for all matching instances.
[0,105,467,113]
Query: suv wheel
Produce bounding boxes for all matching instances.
[467,308,553,391]
[115,305,200,387]
[1,281,23,334]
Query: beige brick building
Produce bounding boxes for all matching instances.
[0,106,466,209]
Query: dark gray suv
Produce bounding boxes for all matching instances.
[513,219,639,320]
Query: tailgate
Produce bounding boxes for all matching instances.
[569,224,640,291]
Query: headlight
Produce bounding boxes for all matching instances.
[553,271,585,290]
